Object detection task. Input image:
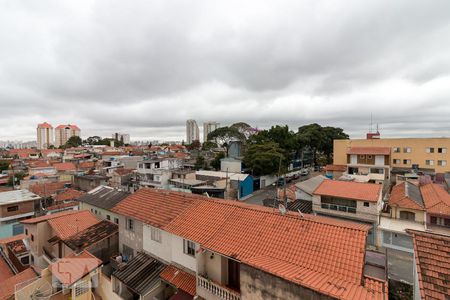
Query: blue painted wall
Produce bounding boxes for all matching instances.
[238,175,254,198]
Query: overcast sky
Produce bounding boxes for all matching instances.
[1,0,450,142]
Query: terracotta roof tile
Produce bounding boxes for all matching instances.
[113,168,135,176]
[54,188,84,202]
[420,183,450,215]
[29,182,69,198]
[324,164,347,172]
[78,161,95,169]
[21,210,78,224]
[53,162,77,172]
[408,230,450,300]
[48,251,101,286]
[389,182,425,211]
[37,122,52,129]
[0,256,13,283]
[314,180,382,202]
[347,147,390,155]
[47,210,100,240]
[46,201,79,211]
[0,268,38,300]
[56,124,80,130]
[160,265,196,296]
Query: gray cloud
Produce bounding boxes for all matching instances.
[1,0,450,141]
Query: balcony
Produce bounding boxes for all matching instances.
[197,275,241,300]
[321,203,356,213]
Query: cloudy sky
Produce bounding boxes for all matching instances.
[1,0,450,142]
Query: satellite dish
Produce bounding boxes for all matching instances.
[297,209,304,218]
[278,204,286,215]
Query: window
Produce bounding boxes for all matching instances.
[393,159,401,164]
[425,160,434,166]
[30,234,34,242]
[106,215,111,221]
[25,229,28,235]
[367,155,373,159]
[438,160,447,166]
[126,218,134,231]
[7,205,19,212]
[430,216,450,227]
[122,244,134,260]
[94,209,98,215]
[359,155,366,159]
[150,227,161,243]
[321,196,357,213]
[438,147,447,154]
[363,202,370,207]
[403,159,411,165]
[425,147,434,153]
[183,239,196,256]
[91,208,93,212]
[400,211,415,221]
[114,218,119,224]
[403,147,412,153]
[393,147,400,153]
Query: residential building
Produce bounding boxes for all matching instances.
[36,122,54,150]
[0,268,38,300]
[344,147,391,183]
[408,230,450,300]
[203,121,220,142]
[54,124,81,148]
[333,137,450,177]
[186,119,199,144]
[196,170,254,199]
[110,168,134,189]
[111,188,387,300]
[112,132,130,144]
[0,234,30,273]
[135,158,183,188]
[74,174,109,192]
[0,189,41,238]
[313,179,383,244]
[77,185,129,224]
[220,157,242,173]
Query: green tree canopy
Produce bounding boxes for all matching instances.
[64,136,83,148]
[207,126,246,155]
[243,142,286,176]
[211,152,226,171]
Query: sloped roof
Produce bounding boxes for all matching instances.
[113,168,135,176]
[420,183,450,215]
[347,147,390,155]
[389,182,425,211]
[0,268,38,300]
[112,252,165,295]
[55,124,80,130]
[49,251,101,286]
[314,180,382,202]
[324,164,347,172]
[77,186,129,210]
[63,220,118,252]
[111,188,203,228]
[29,182,69,198]
[54,188,85,202]
[295,175,327,195]
[21,210,78,224]
[53,162,77,172]
[408,230,450,300]
[164,199,377,299]
[37,122,52,129]
[47,210,99,240]
[160,265,196,296]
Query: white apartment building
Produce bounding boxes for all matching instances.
[186,119,199,144]
[54,124,80,147]
[203,121,220,142]
[112,132,130,144]
[36,122,54,150]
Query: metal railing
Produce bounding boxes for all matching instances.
[197,275,240,300]
[321,203,356,213]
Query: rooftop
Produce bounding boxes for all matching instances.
[0,268,38,300]
[48,251,101,286]
[53,162,77,172]
[0,189,40,204]
[21,210,78,224]
[195,170,250,181]
[420,183,450,215]
[160,265,196,296]
[295,175,327,195]
[408,230,450,300]
[63,219,118,252]
[47,210,100,240]
[314,180,382,202]
[389,182,425,211]
[29,182,69,198]
[77,185,130,210]
[54,188,85,202]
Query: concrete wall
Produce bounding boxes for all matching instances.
[240,264,334,300]
[171,235,197,272]
[118,215,143,258]
[80,203,120,224]
[142,225,172,263]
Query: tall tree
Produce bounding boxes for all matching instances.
[243,142,286,176]
[321,126,349,163]
[64,136,83,148]
[207,126,245,155]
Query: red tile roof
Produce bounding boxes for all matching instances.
[0,256,13,283]
[324,164,347,172]
[408,230,450,300]
[347,147,390,155]
[53,162,77,172]
[314,180,382,202]
[48,251,101,286]
[160,265,196,296]
[111,189,203,228]
[21,210,79,224]
[29,160,52,168]
[113,168,134,176]
[164,199,382,300]
[78,161,95,169]
[389,182,425,211]
[56,124,80,130]
[37,122,53,129]
[47,210,100,240]
[47,201,79,211]
[420,183,450,216]
[0,234,27,245]
[29,181,69,198]
[0,269,38,300]
[54,188,84,202]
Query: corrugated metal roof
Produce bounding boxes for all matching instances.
[77,185,130,210]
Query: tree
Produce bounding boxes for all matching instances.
[202,141,218,151]
[8,171,25,186]
[84,136,102,145]
[186,140,201,151]
[194,155,208,170]
[208,126,246,156]
[230,122,253,140]
[64,136,83,148]
[243,142,286,176]
[321,126,349,163]
[211,152,226,171]
[0,161,10,172]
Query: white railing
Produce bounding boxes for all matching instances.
[197,275,241,300]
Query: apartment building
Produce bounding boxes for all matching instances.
[36,122,54,150]
[186,119,199,144]
[54,124,81,147]
[313,179,383,245]
[135,158,183,188]
[334,137,450,176]
[0,189,41,238]
[110,188,387,300]
[345,146,391,183]
[203,121,220,142]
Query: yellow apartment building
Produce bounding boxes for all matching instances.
[333,138,450,174]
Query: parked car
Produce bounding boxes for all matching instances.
[300,169,309,176]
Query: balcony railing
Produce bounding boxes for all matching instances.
[197,275,240,300]
[321,203,356,213]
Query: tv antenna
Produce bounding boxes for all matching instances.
[278,204,286,215]
[297,209,304,218]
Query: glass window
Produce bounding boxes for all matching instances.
[114,218,119,224]
[151,227,162,243]
[363,202,370,207]
[393,147,400,153]
[126,218,134,231]
[426,160,434,166]
[403,147,412,153]
[393,159,401,164]
[400,211,415,221]
[7,206,19,212]
[438,160,447,166]
[183,239,196,256]
[403,159,411,165]
[438,148,447,154]
[106,215,111,220]
[425,147,434,153]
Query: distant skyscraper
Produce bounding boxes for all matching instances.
[55,124,81,147]
[112,133,130,144]
[186,119,199,144]
[36,122,54,150]
[203,121,220,142]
